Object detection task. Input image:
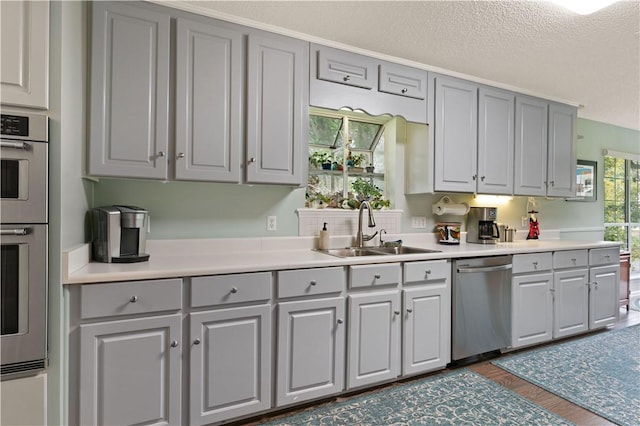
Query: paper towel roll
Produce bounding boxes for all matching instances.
[432,197,470,216]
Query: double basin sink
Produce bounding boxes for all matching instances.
[317,246,441,258]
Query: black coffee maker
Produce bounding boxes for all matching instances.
[466,207,500,244]
[90,205,150,263]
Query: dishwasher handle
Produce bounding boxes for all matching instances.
[457,264,512,273]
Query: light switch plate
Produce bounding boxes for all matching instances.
[411,216,427,229]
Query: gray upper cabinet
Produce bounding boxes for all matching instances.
[379,63,427,100]
[433,75,478,193]
[89,2,170,179]
[477,87,515,195]
[0,0,49,109]
[317,46,376,89]
[246,32,309,185]
[547,103,577,197]
[175,18,242,183]
[514,96,548,196]
[310,44,428,124]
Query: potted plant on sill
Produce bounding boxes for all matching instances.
[309,151,332,170]
[348,152,366,172]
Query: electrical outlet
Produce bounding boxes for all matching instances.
[521,216,528,227]
[411,216,427,229]
[267,216,277,231]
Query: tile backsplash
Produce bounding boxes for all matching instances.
[297,208,402,237]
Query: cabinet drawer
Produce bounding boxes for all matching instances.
[278,267,344,298]
[553,250,588,269]
[404,260,449,284]
[191,272,272,308]
[350,263,401,289]
[317,46,375,89]
[80,278,182,319]
[589,247,619,266]
[512,252,552,274]
[379,63,427,100]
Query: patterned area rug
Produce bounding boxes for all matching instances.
[260,369,572,425]
[493,325,640,426]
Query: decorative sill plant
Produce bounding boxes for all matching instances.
[305,177,390,210]
[309,151,332,169]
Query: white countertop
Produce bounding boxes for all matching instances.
[62,233,621,285]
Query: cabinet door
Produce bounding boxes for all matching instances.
[246,32,309,185]
[553,268,589,339]
[89,2,170,179]
[277,297,345,406]
[589,265,620,330]
[511,272,553,348]
[433,75,478,193]
[514,97,548,196]
[547,103,577,197]
[347,291,400,389]
[402,284,450,376]
[79,314,181,426]
[0,0,48,108]
[190,305,271,425]
[477,88,515,195]
[175,18,242,182]
[317,45,376,89]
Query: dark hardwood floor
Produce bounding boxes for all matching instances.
[239,307,640,425]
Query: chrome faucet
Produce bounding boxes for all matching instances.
[355,201,378,248]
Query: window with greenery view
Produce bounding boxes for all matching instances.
[307,110,389,210]
[603,156,639,272]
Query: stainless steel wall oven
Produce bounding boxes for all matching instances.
[1,111,48,376]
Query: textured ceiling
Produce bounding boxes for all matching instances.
[172,0,639,130]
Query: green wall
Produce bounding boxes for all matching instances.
[92,118,639,240]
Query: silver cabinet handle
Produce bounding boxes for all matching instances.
[593,281,599,290]
[310,280,317,286]
[481,176,486,181]
[177,152,185,158]
[1,141,29,150]
[374,274,381,279]
[343,75,351,82]
[158,151,166,157]
[401,88,408,93]
[193,338,201,345]
[533,261,538,268]
[472,174,477,180]
[571,258,577,263]
[249,157,256,164]
[230,287,238,294]
[129,296,138,303]
[394,310,400,316]
[550,180,555,186]
[337,319,344,324]
[406,308,413,313]
[424,269,432,276]
[170,340,179,348]
[0,228,30,236]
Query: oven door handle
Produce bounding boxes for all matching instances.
[0,141,30,150]
[0,228,31,236]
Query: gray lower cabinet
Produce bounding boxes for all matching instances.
[347,263,402,389]
[276,297,345,406]
[246,32,309,185]
[276,267,346,406]
[553,267,590,338]
[189,272,272,424]
[175,17,243,182]
[74,279,183,426]
[189,305,271,424]
[511,252,554,348]
[79,314,182,426]
[589,247,620,329]
[402,260,451,375]
[433,75,478,193]
[89,1,170,179]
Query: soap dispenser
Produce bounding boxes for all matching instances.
[319,222,330,250]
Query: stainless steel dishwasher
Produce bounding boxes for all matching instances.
[452,255,512,362]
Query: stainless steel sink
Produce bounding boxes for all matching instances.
[368,246,442,255]
[316,247,386,258]
[316,246,441,258]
